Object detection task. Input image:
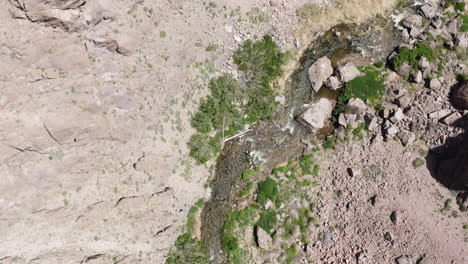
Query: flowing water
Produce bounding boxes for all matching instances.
[201,17,402,263]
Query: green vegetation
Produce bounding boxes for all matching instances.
[412,157,425,168]
[418,148,428,157]
[188,35,286,164]
[256,210,277,235]
[363,164,380,180]
[206,43,219,51]
[312,164,320,176]
[239,182,255,198]
[395,0,410,9]
[299,154,313,174]
[256,177,280,205]
[247,7,267,24]
[323,136,336,149]
[373,61,384,68]
[187,199,206,233]
[392,42,436,69]
[221,206,258,264]
[166,233,209,264]
[242,168,259,181]
[460,14,468,32]
[333,67,385,121]
[296,3,323,20]
[441,199,452,212]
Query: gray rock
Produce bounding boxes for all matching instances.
[348,168,362,177]
[402,29,410,42]
[274,96,285,105]
[397,63,412,76]
[428,109,451,119]
[419,57,430,70]
[412,71,423,83]
[347,98,367,115]
[419,3,437,19]
[365,114,379,131]
[429,78,441,90]
[395,255,419,264]
[338,113,357,127]
[321,231,334,247]
[386,126,399,137]
[441,112,462,125]
[390,108,405,123]
[446,20,458,35]
[395,96,411,108]
[256,227,273,249]
[384,232,393,241]
[296,98,335,132]
[401,15,422,29]
[455,33,468,48]
[336,63,363,82]
[398,131,415,146]
[308,57,334,92]
[326,76,341,90]
[451,81,468,109]
[409,27,421,38]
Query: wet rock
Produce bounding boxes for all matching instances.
[395,255,419,264]
[452,81,468,109]
[401,15,422,30]
[419,3,437,19]
[336,63,363,82]
[441,112,462,125]
[429,78,441,90]
[398,131,415,146]
[308,57,334,92]
[347,98,367,115]
[296,98,335,132]
[256,227,273,250]
[321,231,334,247]
[326,76,341,90]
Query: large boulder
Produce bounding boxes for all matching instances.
[296,98,335,132]
[451,81,468,109]
[346,98,367,115]
[336,63,363,83]
[308,57,333,92]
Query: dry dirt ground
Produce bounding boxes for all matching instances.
[3,0,451,263]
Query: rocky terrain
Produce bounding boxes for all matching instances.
[0,0,467,264]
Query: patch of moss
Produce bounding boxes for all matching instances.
[242,168,259,181]
[239,182,255,198]
[299,154,313,175]
[256,177,280,206]
[412,157,425,168]
[392,42,436,69]
[256,210,277,235]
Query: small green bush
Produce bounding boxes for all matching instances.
[299,154,313,174]
[323,137,336,149]
[392,42,436,69]
[373,61,384,68]
[187,134,220,165]
[256,210,277,235]
[242,168,259,181]
[239,182,255,197]
[412,158,425,168]
[460,14,468,32]
[256,177,279,205]
[312,164,320,176]
[296,3,323,19]
[166,233,209,264]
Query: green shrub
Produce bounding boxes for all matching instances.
[312,164,320,176]
[299,154,313,174]
[187,133,220,165]
[412,158,425,168]
[256,210,277,235]
[206,43,219,51]
[392,42,435,69]
[242,168,259,181]
[373,61,384,68]
[166,233,209,264]
[460,14,468,32]
[333,67,384,120]
[239,182,255,197]
[256,177,279,205]
[323,137,336,149]
[363,164,380,180]
[296,3,323,19]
